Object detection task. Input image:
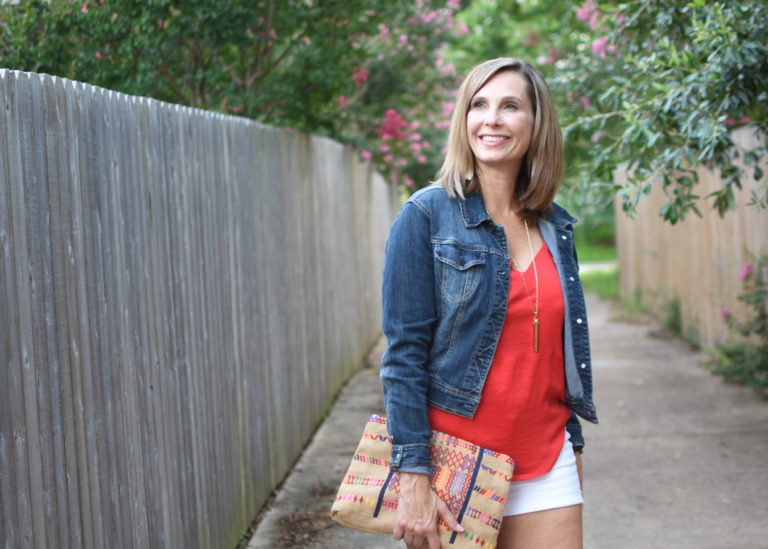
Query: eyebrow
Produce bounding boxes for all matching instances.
[472,94,527,104]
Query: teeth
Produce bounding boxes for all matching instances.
[480,136,506,142]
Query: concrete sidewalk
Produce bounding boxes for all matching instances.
[248,294,768,548]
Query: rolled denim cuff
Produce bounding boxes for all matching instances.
[566,412,584,451]
[389,443,432,475]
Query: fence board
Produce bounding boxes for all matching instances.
[45,71,76,549]
[0,69,397,548]
[615,126,768,348]
[0,66,20,549]
[61,77,96,549]
[12,69,47,549]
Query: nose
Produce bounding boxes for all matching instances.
[484,107,501,126]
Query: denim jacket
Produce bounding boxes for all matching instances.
[380,185,598,474]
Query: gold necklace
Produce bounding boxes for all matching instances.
[509,220,540,352]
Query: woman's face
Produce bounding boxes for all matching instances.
[466,70,535,174]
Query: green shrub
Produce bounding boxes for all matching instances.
[710,253,768,398]
[663,295,682,337]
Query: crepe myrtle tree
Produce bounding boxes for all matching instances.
[553,0,768,223]
[0,0,471,189]
[446,0,767,223]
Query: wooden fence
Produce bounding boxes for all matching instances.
[0,70,398,548]
[615,126,768,349]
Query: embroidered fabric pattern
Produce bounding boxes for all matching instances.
[331,415,515,548]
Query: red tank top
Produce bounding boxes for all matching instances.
[428,243,571,480]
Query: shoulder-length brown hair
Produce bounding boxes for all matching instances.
[435,58,563,218]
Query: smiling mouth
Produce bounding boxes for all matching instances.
[479,135,508,142]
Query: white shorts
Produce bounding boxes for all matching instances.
[504,431,583,516]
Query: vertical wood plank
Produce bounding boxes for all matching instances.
[25,72,63,549]
[0,69,23,549]
[144,97,178,548]
[615,127,767,348]
[41,73,74,549]
[48,75,88,549]
[72,76,108,548]
[115,90,151,549]
[86,84,124,549]
[64,78,98,549]
[130,94,165,548]
[0,69,398,549]
[9,70,48,549]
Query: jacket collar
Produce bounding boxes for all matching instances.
[545,202,578,228]
[459,191,577,229]
[458,192,493,228]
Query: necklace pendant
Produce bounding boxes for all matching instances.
[533,316,539,352]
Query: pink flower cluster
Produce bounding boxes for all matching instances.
[375,0,463,63]
[720,307,731,321]
[576,0,601,30]
[353,67,369,88]
[576,1,596,21]
[726,116,751,127]
[739,261,755,282]
[434,55,456,76]
[719,260,759,324]
[355,2,463,187]
[536,50,559,66]
[378,108,409,140]
[81,0,104,12]
[591,36,616,58]
[576,1,616,58]
[360,109,432,179]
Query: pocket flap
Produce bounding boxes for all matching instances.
[434,243,486,270]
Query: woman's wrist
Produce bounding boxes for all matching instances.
[398,471,431,489]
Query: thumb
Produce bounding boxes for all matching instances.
[437,498,465,534]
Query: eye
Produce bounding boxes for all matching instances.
[471,100,485,109]
[504,102,518,110]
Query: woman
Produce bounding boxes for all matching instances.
[380,58,598,549]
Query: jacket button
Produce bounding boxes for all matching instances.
[580,363,587,369]
[458,257,465,266]
[576,318,583,324]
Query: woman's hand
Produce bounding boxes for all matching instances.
[393,472,464,549]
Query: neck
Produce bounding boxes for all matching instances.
[477,163,522,218]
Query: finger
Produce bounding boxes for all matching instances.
[393,522,404,541]
[413,523,430,547]
[393,512,407,541]
[437,499,465,533]
[427,528,442,549]
[406,531,423,549]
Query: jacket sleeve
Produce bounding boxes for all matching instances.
[380,201,436,474]
[566,412,584,451]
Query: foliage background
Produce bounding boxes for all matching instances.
[1,0,469,192]
[2,0,765,222]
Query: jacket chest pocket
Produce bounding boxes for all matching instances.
[434,243,487,302]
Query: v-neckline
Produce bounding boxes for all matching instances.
[511,243,545,273]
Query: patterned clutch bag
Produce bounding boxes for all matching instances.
[330,415,515,548]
